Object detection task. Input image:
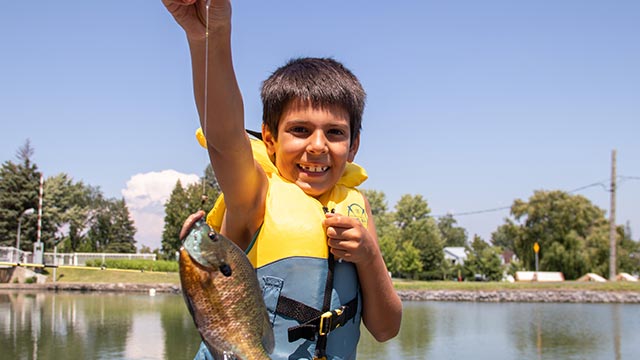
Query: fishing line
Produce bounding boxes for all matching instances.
[201,0,212,209]
[203,0,211,138]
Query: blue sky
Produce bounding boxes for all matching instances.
[2,1,639,250]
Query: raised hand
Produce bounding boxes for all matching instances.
[162,0,231,40]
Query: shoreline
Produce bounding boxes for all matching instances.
[398,289,640,303]
[2,283,640,303]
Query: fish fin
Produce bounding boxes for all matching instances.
[261,311,275,354]
[182,291,199,326]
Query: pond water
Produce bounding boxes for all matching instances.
[1,290,638,359]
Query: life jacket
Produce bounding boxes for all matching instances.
[195,129,368,360]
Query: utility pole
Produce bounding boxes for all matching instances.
[33,174,45,265]
[608,150,617,281]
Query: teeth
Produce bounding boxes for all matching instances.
[300,165,328,173]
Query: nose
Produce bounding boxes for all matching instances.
[306,130,328,154]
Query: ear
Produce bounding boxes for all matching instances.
[348,133,360,162]
[262,123,277,156]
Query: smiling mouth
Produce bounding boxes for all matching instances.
[298,164,329,173]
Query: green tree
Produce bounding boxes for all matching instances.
[540,231,589,279]
[491,220,519,251]
[618,223,640,275]
[393,194,443,279]
[41,174,104,252]
[437,214,468,247]
[361,189,399,273]
[1,141,138,253]
[161,167,220,256]
[86,198,137,253]
[42,173,137,253]
[469,234,489,253]
[507,190,609,280]
[464,235,504,281]
[0,140,41,249]
[391,241,423,279]
[395,194,430,230]
[361,189,387,217]
[162,181,193,256]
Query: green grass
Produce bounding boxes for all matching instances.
[84,259,179,272]
[393,279,640,292]
[51,266,180,284]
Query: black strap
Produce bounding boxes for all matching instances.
[314,252,335,358]
[282,295,358,343]
[276,295,323,324]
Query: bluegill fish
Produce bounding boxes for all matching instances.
[180,219,274,359]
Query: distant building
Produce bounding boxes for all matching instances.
[500,249,516,265]
[444,247,467,265]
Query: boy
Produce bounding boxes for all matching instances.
[164,1,402,359]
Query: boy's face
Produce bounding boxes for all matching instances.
[263,100,359,198]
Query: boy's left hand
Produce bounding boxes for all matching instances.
[323,213,378,265]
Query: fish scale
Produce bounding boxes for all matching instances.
[180,219,274,360]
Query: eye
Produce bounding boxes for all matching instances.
[219,263,232,277]
[288,126,309,136]
[327,127,350,141]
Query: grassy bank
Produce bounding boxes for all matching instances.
[44,267,640,292]
[394,279,640,291]
[50,266,180,284]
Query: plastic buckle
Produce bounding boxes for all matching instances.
[319,308,344,336]
[319,311,333,336]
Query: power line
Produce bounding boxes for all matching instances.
[430,175,637,219]
[567,181,608,193]
[431,206,511,218]
[620,175,640,181]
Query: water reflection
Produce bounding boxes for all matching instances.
[358,301,434,359]
[2,292,639,359]
[357,301,640,360]
[0,291,200,360]
[612,304,621,360]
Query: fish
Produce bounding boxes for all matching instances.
[179,219,274,360]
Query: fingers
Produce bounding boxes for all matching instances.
[324,212,376,264]
[327,236,352,250]
[179,210,206,240]
[330,248,350,263]
[326,223,359,263]
[162,0,196,12]
[163,0,196,6]
[323,212,359,229]
[324,213,363,240]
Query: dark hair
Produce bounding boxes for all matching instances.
[261,57,365,144]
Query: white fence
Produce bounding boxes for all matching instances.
[0,246,156,266]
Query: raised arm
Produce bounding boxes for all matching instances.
[163,0,266,248]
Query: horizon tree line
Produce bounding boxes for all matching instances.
[2,140,638,279]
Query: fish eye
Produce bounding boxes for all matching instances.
[219,263,232,277]
[208,232,218,241]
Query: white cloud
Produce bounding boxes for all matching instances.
[122,170,200,251]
